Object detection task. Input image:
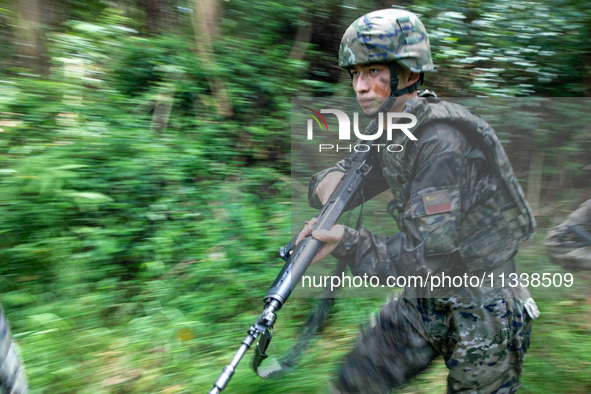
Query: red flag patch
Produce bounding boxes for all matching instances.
[422,190,452,215]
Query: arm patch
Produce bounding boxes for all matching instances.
[422,190,452,215]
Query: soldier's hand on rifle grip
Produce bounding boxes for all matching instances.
[316,171,345,205]
[295,217,345,264]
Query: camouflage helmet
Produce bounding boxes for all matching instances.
[339,9,434,73]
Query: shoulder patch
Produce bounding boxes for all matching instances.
[422,190,452,215]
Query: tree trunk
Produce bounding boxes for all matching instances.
[13,0,46,73]
[527,149,544,214]
[151,71,183,135]
[289,19,312,61]
[191,0,233,118]
[142,0,177,34]
[12,0,64,74]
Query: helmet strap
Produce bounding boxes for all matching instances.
[389,63,400,96]
[365,65,424,118]
[390,62,424,97]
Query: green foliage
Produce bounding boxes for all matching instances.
[0,5,297,391]
[406,0,591,97]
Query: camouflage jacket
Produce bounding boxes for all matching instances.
[308,97,535,284]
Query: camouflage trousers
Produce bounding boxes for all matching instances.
[0,308,28,394]
[333,287,537,393]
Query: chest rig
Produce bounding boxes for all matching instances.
[376,95,536,246]
[377,95,432,215]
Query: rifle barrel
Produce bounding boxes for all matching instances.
[209,300,280,392]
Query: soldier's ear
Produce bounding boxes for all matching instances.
[407,72,420,86]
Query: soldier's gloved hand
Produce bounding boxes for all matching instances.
[295,217,344,264]
[316,171,344,205]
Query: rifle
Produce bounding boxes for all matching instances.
[209,146,373,393]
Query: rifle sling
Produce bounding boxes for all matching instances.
[253,259,346,378]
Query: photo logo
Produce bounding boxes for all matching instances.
[304,107,328,138]
[304,108,418,153]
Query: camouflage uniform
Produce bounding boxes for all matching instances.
[545,199,591,271]
[332,289,534,393]
[309,9,539,393]
[0,308,28,394]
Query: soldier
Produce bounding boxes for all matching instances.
[545,197,591,271]
[0,307,28,393]
[298,9,539,393]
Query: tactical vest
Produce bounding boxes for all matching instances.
[381,96,536,271]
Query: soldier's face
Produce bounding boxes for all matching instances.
[350,64,391,114]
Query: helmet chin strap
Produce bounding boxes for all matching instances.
[365,63,423,118]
